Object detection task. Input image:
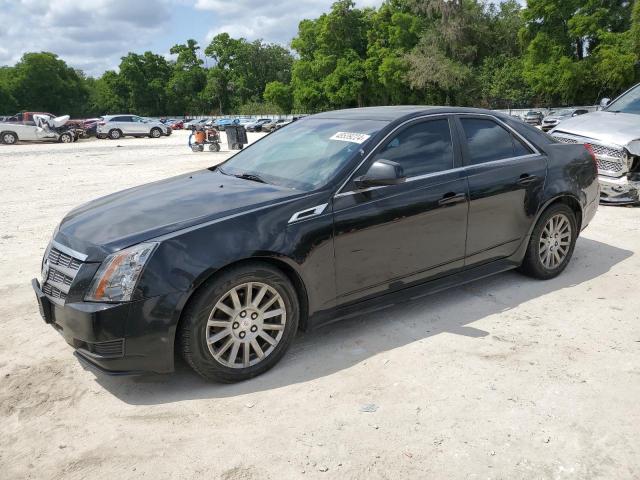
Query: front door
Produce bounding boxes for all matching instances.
[332,116,469,305]
[455,115,547,266]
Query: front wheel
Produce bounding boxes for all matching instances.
[519,204,577,280]
[109,129,122,140]
[179,263,299,383]
[2,132,17,144]
[150,128,162,138]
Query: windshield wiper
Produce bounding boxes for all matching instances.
[234,172,268,184]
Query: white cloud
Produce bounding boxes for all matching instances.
[0,0,384,76]
[0,0,172,76]
[199,0,383,46]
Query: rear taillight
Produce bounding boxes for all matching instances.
[584,144,597,168]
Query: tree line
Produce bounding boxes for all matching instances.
[1,0,639,118]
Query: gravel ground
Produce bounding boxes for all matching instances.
[0,130,639,480]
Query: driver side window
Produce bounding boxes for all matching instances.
[372,118,454,178]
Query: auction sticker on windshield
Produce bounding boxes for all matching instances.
[330,132,371,144]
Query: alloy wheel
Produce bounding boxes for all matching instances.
[3,133,16,144]
[205,282,286,369]
[539,213,572,269]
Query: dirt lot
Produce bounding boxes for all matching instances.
[1,130,639,479]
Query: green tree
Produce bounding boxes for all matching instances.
[263,81,293,113]
[167,39,207,115]
[0,67,17,114]
[9,52,90,115]
[118,52,172,115]
[291,0,373,111]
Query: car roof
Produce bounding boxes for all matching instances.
[311,106,509,122]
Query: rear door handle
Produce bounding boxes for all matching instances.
[438,192,467,206]
[517,174,539,186]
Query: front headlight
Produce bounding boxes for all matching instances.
[85,242,157,303]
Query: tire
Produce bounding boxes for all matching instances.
[1,132,17,145]
[97,133,107,140]
[179,262,299,383]
[209,143,220,152]
[109,129,122,140]
[59,132,73,143]
[519,204,577,280]
[191,145,201,153]
[150,128,162,138]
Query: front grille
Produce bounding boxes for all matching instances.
[92,339,125,357]
[77,339,124,358]
[553,134,626,176]
[48,248,82,271]
[42,246,84,303]
[42,282,67,301]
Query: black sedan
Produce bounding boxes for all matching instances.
[33,106,599,382]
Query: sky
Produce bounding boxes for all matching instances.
[0,0,384,77]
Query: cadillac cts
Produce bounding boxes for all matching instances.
[33,107,599,382]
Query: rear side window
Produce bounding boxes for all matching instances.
[460,117,531,165]
[373,118,454,177]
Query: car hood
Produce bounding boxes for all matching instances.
[551,111,640,146]
[55,169,304,260]
[544,115,568,122]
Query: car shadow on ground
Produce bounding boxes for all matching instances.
[90,237,632,405]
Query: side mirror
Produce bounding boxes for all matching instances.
[600,98,611,108]
[354,159,406,189]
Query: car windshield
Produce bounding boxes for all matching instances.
[606,84,640,115]
[218,118,387,191]
[551,109,573,116]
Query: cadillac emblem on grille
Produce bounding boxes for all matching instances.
[41,258,50,284]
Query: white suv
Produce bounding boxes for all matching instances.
[97,115,171,140]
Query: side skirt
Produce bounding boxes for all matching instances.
[308,257,521,330]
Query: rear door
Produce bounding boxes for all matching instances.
[454,115,547,266]
[332,116,469,304]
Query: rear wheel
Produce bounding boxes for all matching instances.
[179,263,299,383]
[519,204,577,279]
[208,143,220,152]
[1,132,17,144]
[59,132,73,143]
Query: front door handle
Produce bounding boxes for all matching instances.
[438,192,467,206]
[517,174,539,186]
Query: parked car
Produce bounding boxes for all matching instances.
[523,111,544,126]
[262,118,290,132]
[81,118,101,137]
[33,106,599,382]
[186,119,209,130]
[97,115,172,140]
[541,108,589,132]
[551,83,640,205]
[215,118,241,131]
[170,120,184,130]
[246,118,272,132]
[1,113,78,144]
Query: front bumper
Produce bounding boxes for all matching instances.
[599,175,640,205]
[32,279,181,374]
[542,123,559,131]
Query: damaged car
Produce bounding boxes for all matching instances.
[1,113,78,144]
[551,83,640,205]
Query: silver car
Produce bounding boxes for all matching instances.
[97,115,171,140]
[541,108,589,132]
[551,84,640,205]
